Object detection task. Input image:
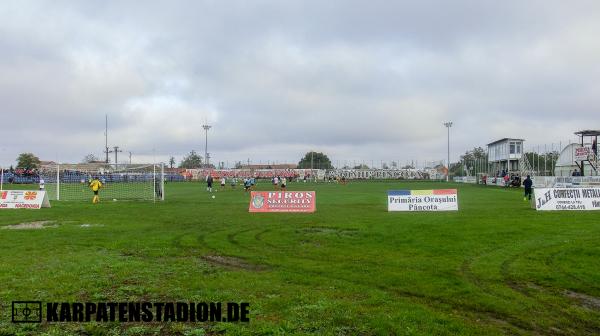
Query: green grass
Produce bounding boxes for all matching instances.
[1,181,599,335]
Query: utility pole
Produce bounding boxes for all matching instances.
[113,146,122,167]
[104,115,110,163]
[444,122,453,182]
[128,151,132,164]
[202,124,211,167]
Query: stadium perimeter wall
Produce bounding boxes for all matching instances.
[184,168,446,181]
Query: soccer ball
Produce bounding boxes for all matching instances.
[212,195,216,199]
[113,199,117,202]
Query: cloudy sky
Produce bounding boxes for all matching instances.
[1,1,599,167]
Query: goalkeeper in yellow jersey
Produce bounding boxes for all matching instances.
[89,177,103,204]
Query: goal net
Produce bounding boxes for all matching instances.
[40,163,164,202]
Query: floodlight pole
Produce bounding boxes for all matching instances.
[202,124,212,167]
[444,122,453,182]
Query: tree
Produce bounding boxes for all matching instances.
[525,151,559,175]
[298,151,333,169]
[382,162,390,169]
[460,147,487,162]
[353,164,369,169]
[16,153,41,168]
[169,156,176,169]
[82,154,100,163]
[449,146,489,176]
[178,151,203,168]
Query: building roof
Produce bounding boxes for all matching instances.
[574,130,600,137]
[487,138,525,146]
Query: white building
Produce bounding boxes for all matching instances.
[487,138,524,174]
[553,143,598,176]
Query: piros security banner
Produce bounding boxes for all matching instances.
[534,187,600,211]
[388,189,458,211]
[0,190,51,209]
[249,191,316,212]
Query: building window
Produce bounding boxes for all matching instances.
[510,142,516,154]
[516,143,521,154]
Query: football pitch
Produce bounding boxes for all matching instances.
[1,181,599,335]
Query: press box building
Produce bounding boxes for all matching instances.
[487,138,524,174]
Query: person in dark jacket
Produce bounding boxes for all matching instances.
[523,175,533,201]
[206,174,214,192]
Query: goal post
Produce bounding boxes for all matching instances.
[41,163,165,202]
[161,163,165,201]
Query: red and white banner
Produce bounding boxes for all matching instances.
[249,191,316,212]
[0,190,51,209]
[574,146,592,161]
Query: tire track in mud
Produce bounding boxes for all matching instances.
[544,244,600,291]
[241,226,528,331]
[195,225,277,271]
[184,225,600,333]
[208,224,527,331]
[220,226,533,333]
[227,227,255,247]
[498,241,600,333]
[459,248,522,301]
[254,229,277,248]
[280,258,531,334]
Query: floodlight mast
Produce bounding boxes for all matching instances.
[444,122,453,182]
[202,124,212,167]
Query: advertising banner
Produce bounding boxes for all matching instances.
[574,146,592,161]
[249,191,316,212]
[327,169,442,180]
[0,190,51,209]
[388,189,458,211]
[534,187,600,211]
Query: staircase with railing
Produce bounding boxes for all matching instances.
[519,153,535,177]
[588,152,598,174]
